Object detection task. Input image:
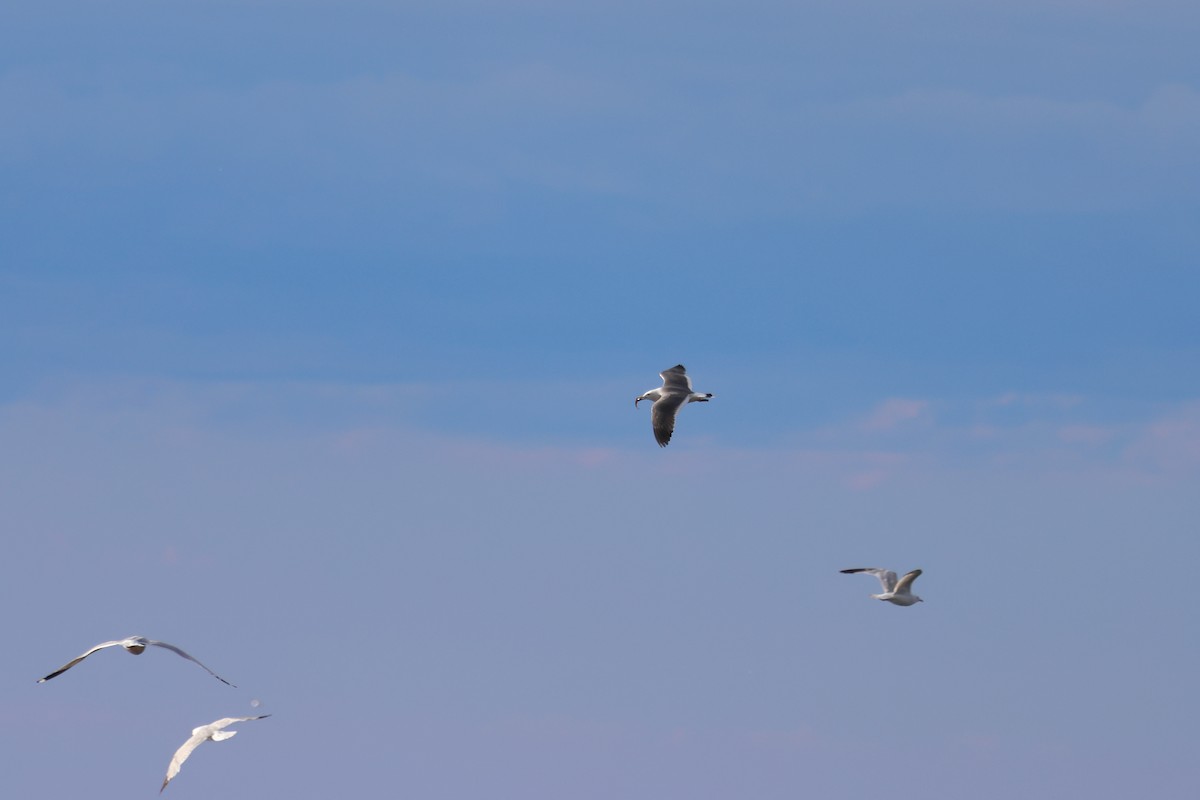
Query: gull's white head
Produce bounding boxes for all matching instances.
[635,389,662,407]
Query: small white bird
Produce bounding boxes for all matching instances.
[36,636,234,686]
[840,568,924,606]
[635,364,713,447]
[161,715,270,792]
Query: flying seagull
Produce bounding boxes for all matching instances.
[161,715,270,792]
[635,364,713,447]
[840,568,924,606]
[36,636,235,686]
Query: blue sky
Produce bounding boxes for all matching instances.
[2,2,1198,798]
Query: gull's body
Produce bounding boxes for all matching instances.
[36,636,234,686]
[161,715,270,792]
[635,364,713,447]
[840,568,924,606]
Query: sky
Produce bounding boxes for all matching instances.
[2,1,1198,797]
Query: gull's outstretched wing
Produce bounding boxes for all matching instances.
[651,394,687,447]
[659,364,693,393]
[161,715,269,792]
[839,568,898,593]
[36,640,127,683]
[893,569,922,595]
[146,640,235,687]
[162,729,208,792]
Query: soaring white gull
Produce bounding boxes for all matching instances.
[161,715,270,792]
[635,364,713,447]
[36,636,235,686]
[840,568,924,606]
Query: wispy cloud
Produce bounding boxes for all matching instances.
[6,379,1200,494]
[859,397,930,432]
[1057,425,1116,446]
[991,392,1083,410]
[1123,401,1200,475]
[4,60,1198,219]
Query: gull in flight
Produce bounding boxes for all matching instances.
[161,715,270,792]
[635,364,713,447]
[36,636,235,686]
[840,568,924,606]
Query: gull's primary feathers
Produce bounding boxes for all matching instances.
[161,715,270,792]
[36,636,234,686]
[634,364,713,447]
[840,567,924,606]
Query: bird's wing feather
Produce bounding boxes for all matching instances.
[893,569,922,595]
[211,715,270,729]
[659,365,693,392]
[840,568,897,593]
[147,640,235,686]
[37,640,126,683]
[651,394,686,446]
[162,730,207,792]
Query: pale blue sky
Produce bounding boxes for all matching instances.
[2,2,1198,798]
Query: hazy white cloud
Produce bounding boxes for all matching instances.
[3,59,1197,216]
[836,84,1200,146]
[991,392,1083,409]
[860,398,930,432]
[1123,401,1200,475]
[1057,425,1116,446]
[5,380,1200,502]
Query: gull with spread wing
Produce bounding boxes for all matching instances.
[635,364,713,447]
[161,715,270,792]
[840,567,924,606]
[36,636,234,686]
